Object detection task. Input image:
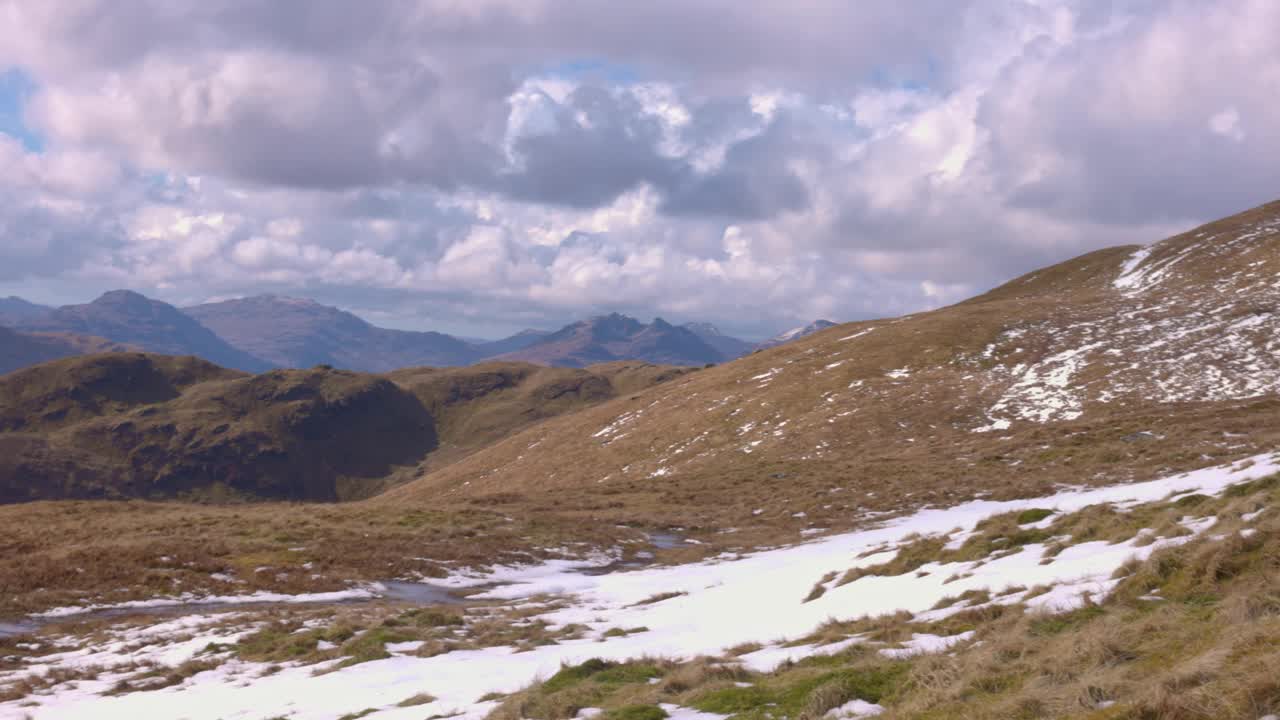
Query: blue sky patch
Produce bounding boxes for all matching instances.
[0,68,44,152]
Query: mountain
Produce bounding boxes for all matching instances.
[0,296,52,326]
[497,313,725,367]
[682,321,754,360]
[0,289,825,375]
[186,295,480,371]
[0,326,134,376]
[753,318,838,351]
[16,290,271,372]
[473,328,553,356]
[0,353,691,503]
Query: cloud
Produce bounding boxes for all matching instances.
[0,0,1276,337]
[1208,107,1244,142]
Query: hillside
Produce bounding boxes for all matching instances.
[186,295,481,370]
[17,291,272,373]
[499,313,725,367]
[0,354,690,503]
[0,326,134,376]
[378,199,1280,541]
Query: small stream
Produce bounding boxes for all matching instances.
[582,531,688,575]
[0,581,467,639]
[1,535,690,639]
[0,620,38,639]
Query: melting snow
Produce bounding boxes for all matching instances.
[878,631,974,659]
[825,699,885,717]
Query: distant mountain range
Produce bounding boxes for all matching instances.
[682,321,756,359]
[754,319,838,350]
[0,326,136,376]
[0,296,53,326]
[0,291,834,374]
[495,313,724,368]
[185,295,481,371]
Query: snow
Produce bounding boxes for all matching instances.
[1113,246,1155,292]
[825,699,885,718]
[979,342,1104,427]
[878,631,973,658]
[839,328,876,342]
[660,704,728,720]
[972,418,1010,433]
[739,636,865,672]
[8,453,1278,720]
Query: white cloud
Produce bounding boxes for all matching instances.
[1208,107,1244,142]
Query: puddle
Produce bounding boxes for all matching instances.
[379,581,467,605]
[649,532,686,549]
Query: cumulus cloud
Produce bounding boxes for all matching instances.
[0,0,1277,337]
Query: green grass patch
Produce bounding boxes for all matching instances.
[1015,508,1054,524]
[338,627,416,667]
[691,664,908,718]
[691,685,773,714]
[541,659,660,693]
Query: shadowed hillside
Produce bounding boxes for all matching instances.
[0,354,690,503]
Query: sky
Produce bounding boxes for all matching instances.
[0,1,1277,339]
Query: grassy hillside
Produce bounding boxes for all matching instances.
[373,199,1280,548]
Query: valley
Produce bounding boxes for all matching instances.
[2,199,1280,719]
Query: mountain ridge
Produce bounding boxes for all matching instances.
[15,290,272,373]
[185,294,481,371]
[496,312,727,367]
